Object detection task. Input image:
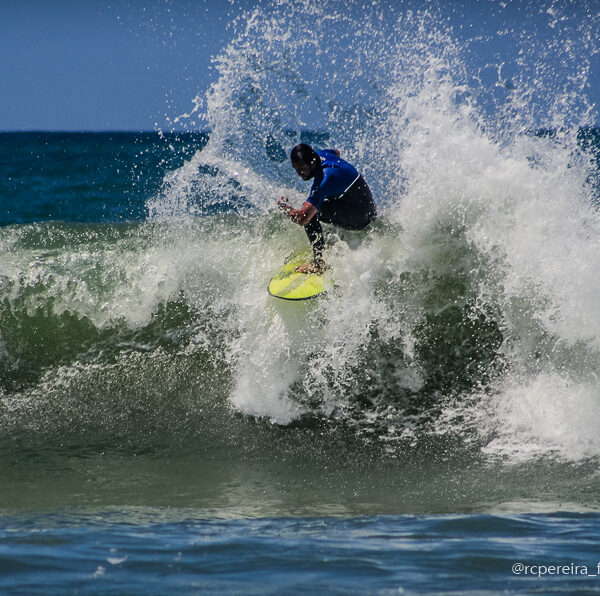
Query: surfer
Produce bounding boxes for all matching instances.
[277,143,377,273]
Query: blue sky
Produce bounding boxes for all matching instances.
[0,0,241,130]
[1,0,598,131]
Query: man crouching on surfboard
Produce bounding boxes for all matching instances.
[277,143,377,274]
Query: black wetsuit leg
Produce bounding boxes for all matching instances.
[304,216,327,264]
[304,176,377,263]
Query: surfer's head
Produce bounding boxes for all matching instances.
[291,144,321,180]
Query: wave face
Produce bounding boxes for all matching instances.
[2,1,600,475]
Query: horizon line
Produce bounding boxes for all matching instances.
[1,126,599,135]
[0,128,328,134]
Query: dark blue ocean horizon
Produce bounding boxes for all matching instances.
[2,128,599,227]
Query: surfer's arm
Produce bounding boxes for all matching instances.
[277,198,317,226]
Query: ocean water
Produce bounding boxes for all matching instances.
[3,2,600,594]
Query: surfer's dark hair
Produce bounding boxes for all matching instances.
[291,143,320,166]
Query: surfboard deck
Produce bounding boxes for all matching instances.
[268,253,333,300]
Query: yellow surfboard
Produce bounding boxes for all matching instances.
[268,254,333,300]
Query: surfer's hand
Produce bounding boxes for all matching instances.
[277,197,290,212]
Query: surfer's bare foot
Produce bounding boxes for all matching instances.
[296,262,324,274]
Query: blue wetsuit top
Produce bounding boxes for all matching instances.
[306,150,360,212]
